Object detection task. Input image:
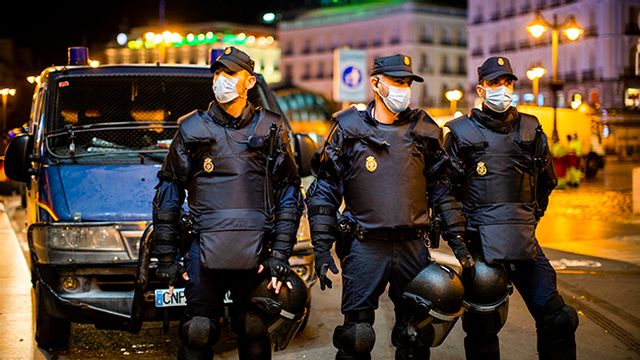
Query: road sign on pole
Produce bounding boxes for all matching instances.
[333,49,367,103]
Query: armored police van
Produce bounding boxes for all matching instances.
[4,47,317,350]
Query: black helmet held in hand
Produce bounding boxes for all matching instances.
[249,272,309,351]
[401,262,465,347]
[462,260,512,311]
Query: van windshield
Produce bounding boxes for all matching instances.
[46,74,212,158]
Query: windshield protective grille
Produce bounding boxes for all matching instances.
[46,74,212,158]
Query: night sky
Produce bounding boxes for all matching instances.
[0,0,302,67]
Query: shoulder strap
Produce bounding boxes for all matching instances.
[517,113,541,144]
[179,110,214,143]
[409,110,441,141]
[334,106,374,139]
[445,115,488,151]
[254,108,282,137]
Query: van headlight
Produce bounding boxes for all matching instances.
[31,224,125,251]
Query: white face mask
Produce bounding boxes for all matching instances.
[375,79,411,114]
[481,85,513,113]
[213,74,240,104]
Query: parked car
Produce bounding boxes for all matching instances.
[4,47,318,351]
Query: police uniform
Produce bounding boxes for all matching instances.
[152,47,303,360]
[307,54,469,360]
[444,56,579,360]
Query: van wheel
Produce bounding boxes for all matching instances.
[35,282,71,351]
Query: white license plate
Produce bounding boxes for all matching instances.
[154,288,186,307]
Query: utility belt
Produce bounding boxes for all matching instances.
[337,215,439,247]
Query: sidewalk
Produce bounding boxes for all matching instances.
[0,202,41,360]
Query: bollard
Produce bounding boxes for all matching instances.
[634,167,640,214]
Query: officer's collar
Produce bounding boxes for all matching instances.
[365,101,414,126]
[471,106,520,134]
[207,100,255,128]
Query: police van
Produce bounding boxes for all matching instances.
[4,47,317,350]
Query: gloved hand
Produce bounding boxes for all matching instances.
[262,251,292,282]
[449,234,475,271]
[156,255,185,287]
[314,246,339,290]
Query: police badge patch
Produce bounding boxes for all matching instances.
[476,161,487,176]
[365,155,378,172]
[203,157,215,173]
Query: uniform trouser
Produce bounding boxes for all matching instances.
[463,240,575,360]
[338,237,431,359]
[182,239,270,360]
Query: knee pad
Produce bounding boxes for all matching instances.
[462,300,509,337]
[180,316,220,348]
[333,322,376,355]
[234,310,270,340]
[537,295,579,353]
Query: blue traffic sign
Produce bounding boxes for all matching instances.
[342,66,363,89]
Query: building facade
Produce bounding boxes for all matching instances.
[467,0,640,112]
[278,1,468,108]
[103,22,281,84]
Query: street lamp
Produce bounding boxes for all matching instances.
[526,65,546,106]
[527,10,583,142]
[1,88,16,131]
[445,89,463,114]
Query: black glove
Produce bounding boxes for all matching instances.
[262,251,292,282]
[314,245,339,290]
[156,255,185,287]
[448,234,475,270]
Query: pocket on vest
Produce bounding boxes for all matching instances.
[478,223,537,263]
[197,209,269,270]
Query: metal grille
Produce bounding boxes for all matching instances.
[46,74,212,158]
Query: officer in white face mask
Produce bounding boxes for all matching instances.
[307,54,472,359]
[443,57,578,359]
[152,46,304,359]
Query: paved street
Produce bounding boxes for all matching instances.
[1,159,639,359]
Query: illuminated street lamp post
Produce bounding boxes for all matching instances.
[526,65,546,105]
[445,89,463,114]
[527,10,583,143]
[0,88,16,131]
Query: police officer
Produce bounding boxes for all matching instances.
[443,56,579,359]
[151,46,303,360]
[307,54,473,359]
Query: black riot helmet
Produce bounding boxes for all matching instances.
[249,272,309,351]
[402,262,465,347]
[462,260,512,312]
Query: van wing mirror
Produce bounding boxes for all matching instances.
[294,133,318,177]
[4,133,34,183]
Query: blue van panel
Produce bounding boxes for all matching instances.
[47,164,161,221]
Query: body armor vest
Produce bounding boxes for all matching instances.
[446,113,539,225]
[335,108,440,230]
[178,108,280,233]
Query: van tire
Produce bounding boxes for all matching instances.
[35,282,71,351]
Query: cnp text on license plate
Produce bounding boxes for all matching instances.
[155,288,186,307]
